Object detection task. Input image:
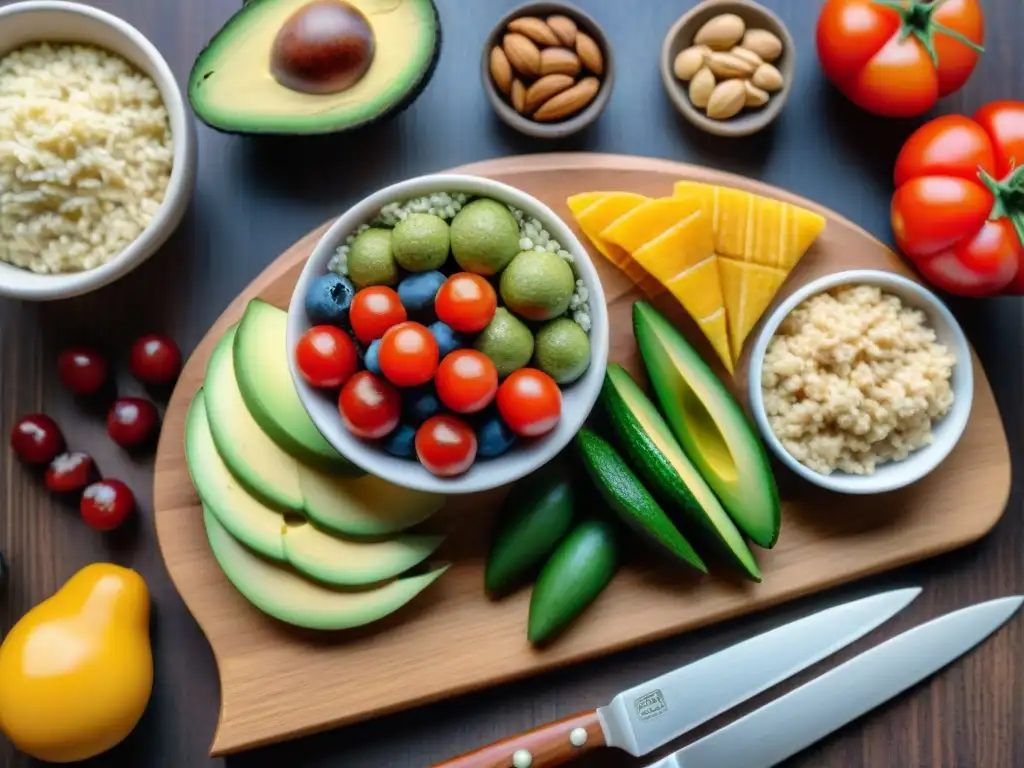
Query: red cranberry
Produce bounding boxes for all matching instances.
[10,415,65,464]
[107,397,159,447]
[57,348,109,396]
[44,452,95,494]
[129,334,182,385]
[80,479,134,531]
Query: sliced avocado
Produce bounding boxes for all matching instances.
[189,0,441,135]
[575,428,707,574]
[297,465,444,537]
[527,519,619,647]
[187,390,443,586]
[203,508,448,630]
[233,298,355,474]
[205,324,303,511]
[633,302,781,549]
[600,365,761,581]
[485,462,575,597]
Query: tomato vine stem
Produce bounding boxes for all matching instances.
[871,0,985,69]
[978,165,1024,248]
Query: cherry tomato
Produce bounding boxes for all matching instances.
[378,322,439,388]
[45,452,96,494]
[435,350,498,414]
[129,334,181,385]
[107,397,160,447]
[816,0,984,118]
[10,415,65,465]
[80,479,134,531]
[415,415,477,477]
[435,273,497,333]
[891,101,1024,297]
[57,347,109,396]
[350,286,407,344]
[338,371,400,439]
[295,325,358,388]
[496,368,562,437]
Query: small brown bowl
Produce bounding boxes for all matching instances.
[481,1,614,139]
[661,0,795,137]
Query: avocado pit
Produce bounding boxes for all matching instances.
[271,0,376,95]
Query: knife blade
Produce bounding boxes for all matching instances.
[650,595,1024,768]
[596,587,920,757]
[430,587,920,768]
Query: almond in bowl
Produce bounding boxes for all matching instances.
[482,2,613,139]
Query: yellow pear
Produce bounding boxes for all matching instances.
[0,563,153,763]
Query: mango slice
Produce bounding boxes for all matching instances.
[719,260,788,362]
[568,192,662,297]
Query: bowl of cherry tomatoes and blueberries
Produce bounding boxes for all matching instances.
[9,334,181,532]
[287,174,609,494]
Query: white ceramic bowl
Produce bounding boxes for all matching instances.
[287,174,609,495]
[0,0,197,301]
[747,269,974,495]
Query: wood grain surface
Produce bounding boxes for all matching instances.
[1,1,1022,767]
[153,153,1012,756]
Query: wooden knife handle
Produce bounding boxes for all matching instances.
[430,709,606,768]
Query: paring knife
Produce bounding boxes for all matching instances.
[647,595,1024,768]
[431,587,921,768]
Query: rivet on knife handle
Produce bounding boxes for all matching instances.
[429,710,605,768]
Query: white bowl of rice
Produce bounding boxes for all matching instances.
[287,173,610,495]
[0,0,197,301]
[748,269,974,496]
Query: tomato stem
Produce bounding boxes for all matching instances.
[979,165,1024,249]
[871,0,985,70]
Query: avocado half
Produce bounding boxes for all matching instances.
[189,0,442,135]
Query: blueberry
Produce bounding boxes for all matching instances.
[405,385,442,424]
[429,321,465,359]
[398,270,447,313]
[305,273,355,328]
[365,339,382,375]
[383,424,417,458]
[476,413,517,459]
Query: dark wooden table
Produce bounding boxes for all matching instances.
[1,0,1021,766]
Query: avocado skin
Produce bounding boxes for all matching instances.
[527,519,619,647]
[189,0,443,136]
[576,428,707,574]
[484,462,575,598]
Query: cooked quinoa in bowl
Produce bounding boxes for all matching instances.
[287,173,609,495]
[761,284,956,476]
[747,270,974,496]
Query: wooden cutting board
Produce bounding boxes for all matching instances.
[152,153,1012,756]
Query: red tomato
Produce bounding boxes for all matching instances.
[496,368,561,438]
[816,0,984,118]
[107,397,160,448]
[891,101,1024,297]
[338,371,400,439]
[378,322,439,388]
[295,326,358,388]
[350,286,407,344]
[435,273,497,333]
[435,350,498,414]
[80,479,135,531]
[415,415,477,477]
[130,334,181,385]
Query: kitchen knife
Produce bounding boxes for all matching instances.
[431,587,920,768]
[648,594,1024,768]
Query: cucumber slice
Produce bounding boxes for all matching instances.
[528,519,619,647]
[485,463,575,597]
